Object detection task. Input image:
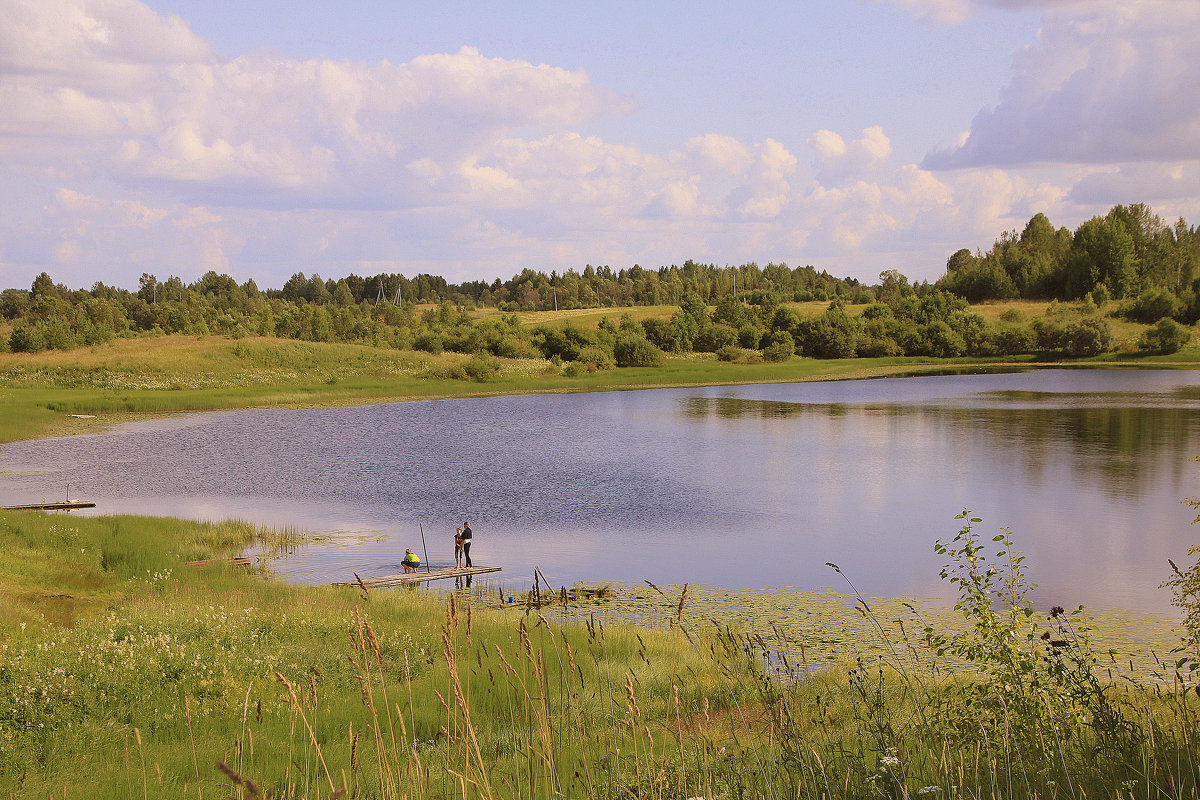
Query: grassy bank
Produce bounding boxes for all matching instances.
[3,320,1200,798]
[2,509,1198,799]
[4,329,1199,444]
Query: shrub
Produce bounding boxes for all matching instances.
[762,340,794,362]
[642,317,682,352]
[1138,317,1192,355]
[1064,316,1114,356]
[613,335,666,367]
[462,353,501,382]
[923,321,966,358]
[1121,287,1183,324]
[8,323,47,353]
[992,324,1036,355]
[413,332,444,354]
[736,325,762,349]
[1033,316,1114,356]
[575,345,615,371]
[693,324,738,353]
[715,345,745,362]
[856,336,902,357]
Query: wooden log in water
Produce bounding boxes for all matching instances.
[333,566,501,587]
[185,556,254,567]
[2,501,96,511]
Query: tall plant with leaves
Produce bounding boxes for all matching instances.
[925,511,1136,769]
[1163,472,1200,670]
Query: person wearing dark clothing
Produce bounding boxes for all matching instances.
[460,521,473,567]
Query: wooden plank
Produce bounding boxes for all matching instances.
[2,501,96,511]
[333,566,501,587]
[185,556,254,567]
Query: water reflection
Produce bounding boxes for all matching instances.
[677,391,1200,499]
[0,368,1197,613]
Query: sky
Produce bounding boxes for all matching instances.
[1,0,1198,292]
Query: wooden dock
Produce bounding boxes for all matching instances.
[334,566,501,588]
[2,501,96,511]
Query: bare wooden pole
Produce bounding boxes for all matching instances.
[419,524,431,572]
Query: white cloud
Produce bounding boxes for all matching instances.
[1069,163,1200,205]
[875,0,975,25]
[877,0,1112,25]
[0,0,629,207]
[809,126,893,184]
[924,2,1200,168]
[2,0,1197,292]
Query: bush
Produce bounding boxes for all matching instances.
[923,321,966,358]
[413,332,444,354]
[992,324,1036,355]
[8,323,47,353]
[1138,317,1192,355]
[856,336,902,357]
[762,341,794,362]
[462,353,501,382]
[1121,287,1183,324]
[642,317,682,352]
[1033,316,1114,356]
[574,345,615,371]
[760,330,795,362]
[613,336,666,367]
[737,325,762,349]
[1064,317,1114,356]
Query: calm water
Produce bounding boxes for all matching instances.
[2,368,1199,613]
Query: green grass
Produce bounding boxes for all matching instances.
[3,327,1200,798]
[12,332,1194,444]
[2,510,1199,799]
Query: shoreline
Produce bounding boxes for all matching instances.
[3,334,1197,444]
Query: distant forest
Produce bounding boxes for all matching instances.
[938,203,1200,321]
[1,203,1194,362]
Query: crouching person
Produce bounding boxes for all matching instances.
[402,549,421,573]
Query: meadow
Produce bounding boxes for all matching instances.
[0,330,1010,444]
[2,309,1200,798]
[3,298,1198,444]
[2,508,1199,799]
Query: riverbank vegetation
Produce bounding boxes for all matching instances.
[0,333,1034,443]
[2,295,1198,443]
[2,204,1197,366]
[1,507,1198,799]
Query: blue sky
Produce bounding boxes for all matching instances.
[2,0,1197,291]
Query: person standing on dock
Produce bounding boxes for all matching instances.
[401,549,420,573]
[460,521,473,567]
[454,527,465,569]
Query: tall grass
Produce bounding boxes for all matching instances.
[2,509,1198,798]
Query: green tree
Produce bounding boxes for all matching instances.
[1138,318,1191,355]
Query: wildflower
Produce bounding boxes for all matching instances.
[1049,605,1065,617]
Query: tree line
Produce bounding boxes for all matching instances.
[936,204,1200,326]
[1,202,1194,362]
[0,261,870,356]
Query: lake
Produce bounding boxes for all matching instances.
[1,367,1198,614]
